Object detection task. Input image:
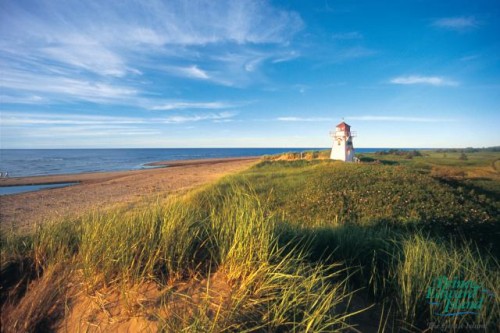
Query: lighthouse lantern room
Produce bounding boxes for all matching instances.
[330,121,356,162]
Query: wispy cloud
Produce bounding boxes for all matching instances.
[332,32,363,40]
[171,65,210,80]
[390,75,459,87]
[0,95,46,104]
[460,54,480,62]
[347,116,458,122]
[0,68,137,103]
[276,116,457,123]
[293,84,308,94]
[0,0,303,104]
[432,17,479,31]
[161,64,242,86]
[150,101,235,111]
[1,124,162,142]
[336,46,376,60]
[40,37,128,77]
[1,1,303,56]
[164,64,244,87]
[1,111,238,127]
[272,51,299,63]
[161,112,237,123]
[312,46,377,67]
[277,117,334,122]
[1,112,145,126]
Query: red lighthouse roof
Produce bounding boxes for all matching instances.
[336,122,350,130]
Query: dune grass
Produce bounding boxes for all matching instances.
[1,150,499,331]
[1,182,357,332]
[395,234,499,328]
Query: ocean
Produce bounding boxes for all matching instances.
[1,148,395,178]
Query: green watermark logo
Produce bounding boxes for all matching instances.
[426,276,494,316]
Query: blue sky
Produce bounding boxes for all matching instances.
[1,0,499,148]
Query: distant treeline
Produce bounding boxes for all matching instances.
[435,147,500,153]
[375,149,422,158]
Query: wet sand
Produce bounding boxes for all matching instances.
[0,157,259,232]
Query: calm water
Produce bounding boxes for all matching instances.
[0,148,396,178]
[0,183,78,196]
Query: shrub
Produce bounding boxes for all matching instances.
[430,166,466,181]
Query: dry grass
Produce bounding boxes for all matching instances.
[1,263,72,333]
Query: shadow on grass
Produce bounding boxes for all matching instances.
[276,220,403,293]
[0,258,38,306]
[438,177,500,202]
[429,177,500,257]
[274,218,500,330]
[358,156,399,165]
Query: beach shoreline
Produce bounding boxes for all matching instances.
[0,156,258,187]
[0,156,259,232]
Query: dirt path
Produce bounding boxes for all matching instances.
[0,157,258,232]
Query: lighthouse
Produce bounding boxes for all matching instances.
[330,121,356,162]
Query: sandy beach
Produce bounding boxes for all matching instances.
[0,157,259,232]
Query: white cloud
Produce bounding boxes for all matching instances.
[0,0,304,112]
[181,66,210,79]
[163,65,211,80]
[151,101,234,111]
[0,68,137,103]
[128,28,167,46]
[41,40,127,77]
[276,116,458,123]
[1,125,162,144]
[11,125,159,136]
[432,17,478,30]
[1,111,237,126]
[277,117,334,122]
[161,64,240,86]
[390,75,459,87]
[208,51,271,86]
[272,51,299,63]
[213,119,234,123]
[0,0,302,77]
[244,57,265,72]
[0,95,46,104]
[162,112,237,123]
[1,112,145,126]
[347,116,458,122]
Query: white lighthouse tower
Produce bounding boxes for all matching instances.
[330,121,356,162]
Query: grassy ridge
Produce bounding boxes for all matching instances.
[1,183,355,332]
[249,160,495,226]
[1,151,499,331]
[204,157,499,330]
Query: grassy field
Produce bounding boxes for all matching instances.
[1,150,499,332]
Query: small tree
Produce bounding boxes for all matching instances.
[459,152,468,160]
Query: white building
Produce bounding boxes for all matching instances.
[330,121,356,162]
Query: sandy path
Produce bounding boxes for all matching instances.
[0,157,258,232]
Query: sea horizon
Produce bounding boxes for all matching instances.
[1,147,429,178]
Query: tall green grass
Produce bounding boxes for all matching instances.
[395,235,499,329]
[2,155,499,331]
[1,181,357,332]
